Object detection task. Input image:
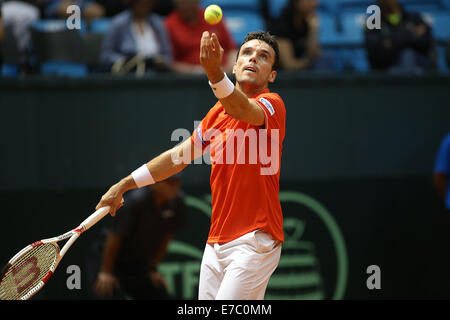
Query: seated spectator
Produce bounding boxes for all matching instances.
[0,3,3,39]
[42,0,125,25]
[42,0,84,18]
[43,0,171,24]
[84,0,173,24]
[269,0,334,72]
[83,0,129,22]
[164,0,237,74]
[0,5,3,63]
[2,0,40,71]
[99,0,172,74]
[446,40,450,68]
[365,0,434,73]
[434,133,450,212]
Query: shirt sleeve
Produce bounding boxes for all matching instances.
[434,134,450,174]
[253,93,286,138]
[190,118,209,153]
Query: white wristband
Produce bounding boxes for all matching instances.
[208,73,234,99]
[131,164,155,188]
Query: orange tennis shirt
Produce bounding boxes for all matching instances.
[190,88,286,243]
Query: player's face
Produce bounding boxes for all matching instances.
[233,39,277,89]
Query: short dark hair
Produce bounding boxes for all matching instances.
[237,31,280,71]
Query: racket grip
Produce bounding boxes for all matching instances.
[78,206,111,232]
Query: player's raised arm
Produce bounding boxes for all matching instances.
[96,137,199,216]
[200,31,276,126]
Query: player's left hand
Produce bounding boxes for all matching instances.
[200,31,224,77]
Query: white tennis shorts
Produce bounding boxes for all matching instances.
[198,229,282,300]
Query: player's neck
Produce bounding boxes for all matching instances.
[236,81,268,97]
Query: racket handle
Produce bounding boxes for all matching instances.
[78,206,111,232]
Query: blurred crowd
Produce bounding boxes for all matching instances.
[0,0,449,77]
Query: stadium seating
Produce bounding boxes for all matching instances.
[400,0,444,11]
[336,48,370,71]
[340,11,366,46]
[89,18,112,34]
[443,0,450,9]
[200,0,265,45]
[223,11,266,45]
[421,11,450,43]
[421,11,450,71]
[339,0,374,12]
[1,25,20,77]
[83,18,111,72]
[30,20,88,77]
[266,0,289,19]
[318,12,342,46]
[267,0,339,19]
[200,0,261,10]
[31,19,87,34]
[9,0,448,76]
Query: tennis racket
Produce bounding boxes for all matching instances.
[0,206,111,300]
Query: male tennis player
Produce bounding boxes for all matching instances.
[96,30,286,300]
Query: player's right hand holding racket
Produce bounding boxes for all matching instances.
[96,177,136,216]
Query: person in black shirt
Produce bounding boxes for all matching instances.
[365,0,434,72]
[269,0,333,71]
[86,174,185,299]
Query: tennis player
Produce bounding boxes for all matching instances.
[96,30,286,300]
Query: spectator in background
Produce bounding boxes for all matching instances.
[83,0,129,22]
[152,0,173,17]
[83,0,174,23]
[86,175,186,299]
[164,0,237,74]
[446,41,450,68]
[433,133,450,212]
[0,3,3,67]
[41,0,124,23]
[43,0,94,21]
[365,0,434,72]
[99,0,172,74]
[269,0,334,72]
[0,2,3,38]
[2,0,40,70]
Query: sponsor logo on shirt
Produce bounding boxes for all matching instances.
[197,125,206,145]
[259,98,275,116]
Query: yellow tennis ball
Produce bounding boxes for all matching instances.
[204,4,223,25]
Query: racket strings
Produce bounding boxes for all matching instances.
[0,243,58,300]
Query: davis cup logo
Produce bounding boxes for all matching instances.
[159,191,348,300]
[265,192,348,300]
